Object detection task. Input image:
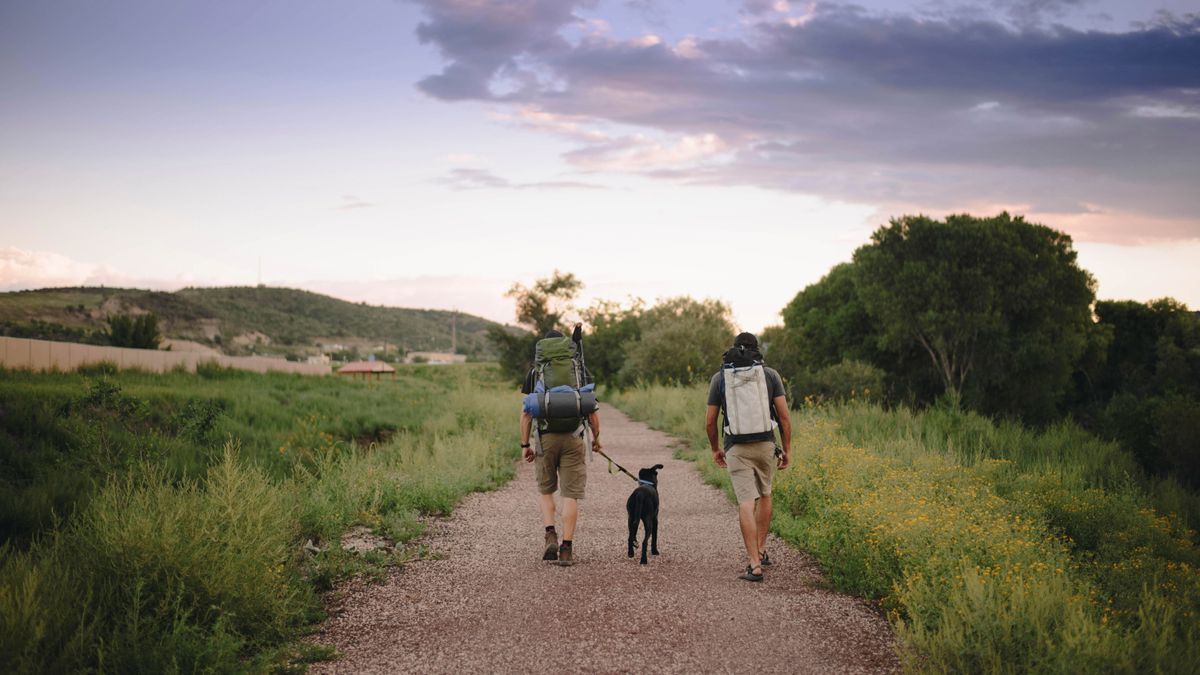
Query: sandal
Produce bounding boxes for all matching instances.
[760,550,772,566]
[739,565,764,582]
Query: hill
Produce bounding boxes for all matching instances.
[0,286,502,359]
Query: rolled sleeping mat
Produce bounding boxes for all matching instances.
[523,390,598,419]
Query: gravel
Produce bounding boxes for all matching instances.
[310,404,899,674]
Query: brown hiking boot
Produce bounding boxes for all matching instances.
[558,543,574,566]
[543,530,558,561]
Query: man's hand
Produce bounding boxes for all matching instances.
[712,448,727,468]
[593,436,602,452]
[522,445,535,463]
[778,450,790,470]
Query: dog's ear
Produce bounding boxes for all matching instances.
[652,464,664,471]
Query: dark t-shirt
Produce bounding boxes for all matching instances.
[707,366,785,449]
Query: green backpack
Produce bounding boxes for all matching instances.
[533,336,591,433]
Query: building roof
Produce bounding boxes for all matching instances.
[337,360,396,374]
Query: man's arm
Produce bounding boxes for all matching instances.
[520,411,534,463]
[773,396,791,469]
[706,404,726,467]
[588,411,601,450]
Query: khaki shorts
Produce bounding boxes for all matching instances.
[535,431,587,499]
[726,441,777,504]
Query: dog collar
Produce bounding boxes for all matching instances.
[638,479,656,487]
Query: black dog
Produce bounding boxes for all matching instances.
[626,464,663,564]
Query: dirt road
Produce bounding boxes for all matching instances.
[312,404,898,674]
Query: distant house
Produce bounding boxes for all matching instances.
[337,360,396,380]
[405,351,467,365]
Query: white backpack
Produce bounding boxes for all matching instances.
[722,364,777,436]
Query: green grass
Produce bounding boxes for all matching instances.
[611,385,1200,674]
[0,364,518,673]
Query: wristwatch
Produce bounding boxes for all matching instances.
[520,442,531,448]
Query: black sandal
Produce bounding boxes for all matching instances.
[760,550,772,566]
[739,565,764,582]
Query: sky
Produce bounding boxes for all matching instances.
[2,0,1198,332]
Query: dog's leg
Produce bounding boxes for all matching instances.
[627,508,638,558]
[650,515,659,556]
[640,515,650,564]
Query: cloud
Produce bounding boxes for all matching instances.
[0,247,99,290]
[438,167,605,190]
[407,1,1200,242]
[0,247,185,291]
[336,194,374,210]
[562,132,727,171]
[409,0,595,100]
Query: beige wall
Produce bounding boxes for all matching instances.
[0,337,330,376]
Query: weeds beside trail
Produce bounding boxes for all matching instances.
[612,385,1200,674]
[0,364,516,673]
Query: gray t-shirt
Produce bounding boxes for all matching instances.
[707,366,785,449]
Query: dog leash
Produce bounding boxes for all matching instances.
[593,447,639,483]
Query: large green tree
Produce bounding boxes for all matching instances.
[779,263,879,369]
[775,262,939,405]
[852,213,1096,421]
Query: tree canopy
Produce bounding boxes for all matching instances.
[777,213,1096,422]
[617,297,735,386]
[487,271,584,382]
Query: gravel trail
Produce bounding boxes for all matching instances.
[311,404,899,674]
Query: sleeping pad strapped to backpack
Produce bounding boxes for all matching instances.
[522,333,596,433]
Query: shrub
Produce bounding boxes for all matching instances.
[791,359,886,403]
[618,297,734,385]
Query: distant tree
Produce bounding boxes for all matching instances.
[1084,299,1200,485]
[580,298,644,384]
[106,313,163,350]
[506,270,582,336]
[489,271,584,384]
[1089,299,1200,400]
[853,213,1095,421]
[618,297,735,385]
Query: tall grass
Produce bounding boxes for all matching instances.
[0,364,518,673]
[612,385,1200,674]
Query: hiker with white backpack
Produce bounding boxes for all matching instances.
[705,332,792,582]
[519,326,601,566]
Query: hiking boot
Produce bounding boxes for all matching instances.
[558,543,574,566]
[543,531,558,561]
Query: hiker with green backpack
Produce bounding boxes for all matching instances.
[705,332,791,582]
[519,326,601,566]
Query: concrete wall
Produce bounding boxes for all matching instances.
[0,337,330,376]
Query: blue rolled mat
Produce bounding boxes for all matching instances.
[523,390,598,418]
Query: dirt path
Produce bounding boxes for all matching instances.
[311,404,899,674]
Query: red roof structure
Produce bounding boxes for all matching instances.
[337,360,396,380]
